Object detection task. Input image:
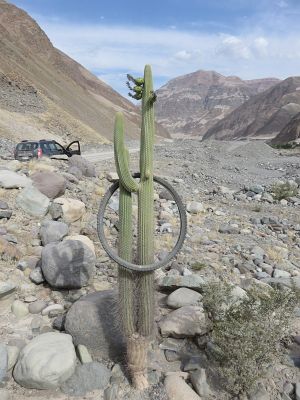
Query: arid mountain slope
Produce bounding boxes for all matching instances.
[203,77,300,141]
[271,111,300,145]
[0,0,169,144]
[155,70,279,136]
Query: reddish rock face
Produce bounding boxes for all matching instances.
[156,70,279,137]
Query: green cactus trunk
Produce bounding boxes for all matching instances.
[114,65,156,389]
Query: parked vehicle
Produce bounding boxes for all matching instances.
[14,139,80,161]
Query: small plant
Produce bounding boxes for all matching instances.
[271,181,298,201]
[252,205,262,213]
[203,282,299,396]
[190,261,207,271]
[270,142,299,150]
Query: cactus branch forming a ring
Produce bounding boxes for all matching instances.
[115,65,156,389]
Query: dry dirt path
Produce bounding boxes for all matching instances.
[82,148,139,163]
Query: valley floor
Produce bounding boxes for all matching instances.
[0,139,300,400]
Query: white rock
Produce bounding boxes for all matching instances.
[41,304,64,316]
[13,332,76,389]
[76,344,93,364]
[167,288,202,309]
[11,300,29,319]
[190,368,212,397]
[215,210,226,216]
[16,186,50,217]
[64,235,95,255]
[7,345,20,370]
[6,160,22,172]
[54,197,85,223]
[273,269,291,278]
[159,306,208,337]
[165,375,200,400]
[0,389,10,400]
[0,170,31,189]
[187,201,204,214]
[106,172,119,181]
[280,199,288,206]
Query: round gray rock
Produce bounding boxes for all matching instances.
[41,240,95,289]
[31,171,66,199]
[0,170,31,189]
[65,290,125,360]
[16,186,50,217]
[159,306,209,338]
[167,288,203,309]
[68,155,95,177]
[61,362,111,396]
[13,332,76,389]
[39,220,69,245]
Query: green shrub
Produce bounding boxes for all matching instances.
[202,282,299,396]
[190,261,207,271]
[271,181,298,201]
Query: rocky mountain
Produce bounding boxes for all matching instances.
[155,70,279,136]
[203,77,300,141]
[0,0,169,144]
[271,111,300,145]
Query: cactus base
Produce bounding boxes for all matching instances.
[127,334,149,390]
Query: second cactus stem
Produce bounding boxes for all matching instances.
[114,65,156,389]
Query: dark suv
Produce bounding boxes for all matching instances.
[14,140,81,161]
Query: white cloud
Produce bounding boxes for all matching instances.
[217,35,252,59]
[33,16,300,96]
[277,0,288,8]
[174,50,193,60]
[253,37,269,56]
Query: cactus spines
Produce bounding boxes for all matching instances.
[114,65,156,389]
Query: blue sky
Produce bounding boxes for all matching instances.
[10,0,300,97]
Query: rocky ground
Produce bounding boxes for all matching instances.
[0,139,300,400]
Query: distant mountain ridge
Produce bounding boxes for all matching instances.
[271,111,300,145]
[0,0,169,144]
[203,76,300,141]
[155,70,279,136]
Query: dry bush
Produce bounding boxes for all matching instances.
[202,282,299,396]
[271,181,298,201]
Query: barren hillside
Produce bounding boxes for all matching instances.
[203,76,300,141]
[0,0,169,145]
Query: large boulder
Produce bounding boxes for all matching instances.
[31,171,66,199]
[61,362,111,396]
[65,290,125,360]
[167,288,203,309]
[165,375,200,400]
[68,155,96,177]
[53,197,85,223]
[41,240,95,289]
[0,170,31,189]
[39,220,69,245]
[13,332,76,389]
[16,186,50,217]
[159,306,209,338]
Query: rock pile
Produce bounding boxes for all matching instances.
[0,141,299,400]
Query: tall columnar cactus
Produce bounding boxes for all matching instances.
[114,65,157,389]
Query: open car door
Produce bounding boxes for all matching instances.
[65,141,81,156]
